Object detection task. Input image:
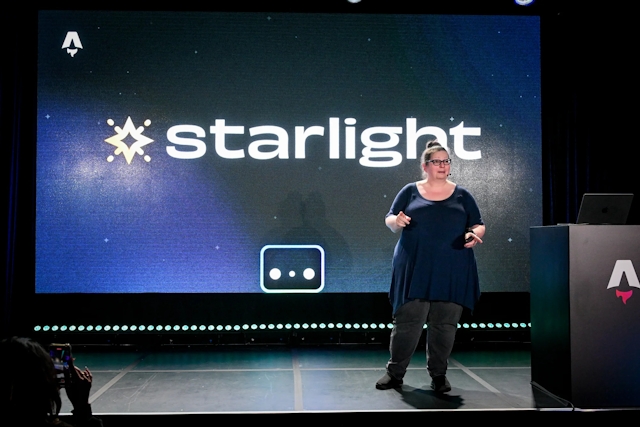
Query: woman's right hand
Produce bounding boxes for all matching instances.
[395,211,411,228]
[64,360,93,409]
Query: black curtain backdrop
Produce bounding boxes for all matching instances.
[2,2,637,336]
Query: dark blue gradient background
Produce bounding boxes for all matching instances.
[36,11,541,293]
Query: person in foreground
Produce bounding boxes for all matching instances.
[0,336,103,426]
[376,140,485,393]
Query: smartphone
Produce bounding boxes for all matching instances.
[49,343,72,388]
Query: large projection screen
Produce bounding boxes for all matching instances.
[36,11,541,295]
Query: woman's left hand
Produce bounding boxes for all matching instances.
[464,232,483,248]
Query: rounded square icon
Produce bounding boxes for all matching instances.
[260,245,325,293]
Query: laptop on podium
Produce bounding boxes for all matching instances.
[575,193,634,225]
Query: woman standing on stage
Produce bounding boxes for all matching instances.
[376,140,485,393]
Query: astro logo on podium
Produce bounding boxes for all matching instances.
[260,245,325,293]
[607,260,640,305]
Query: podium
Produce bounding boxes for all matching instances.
[530,225,640,408]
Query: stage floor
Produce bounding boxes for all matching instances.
[56,342,580,418]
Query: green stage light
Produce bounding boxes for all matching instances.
[190,325,197,331]
[96,325,103,331]
[242,324,249,330]
[512,323,519,328]
[319,323,326,329]
[462,323,469,328]
[130,326,136,331]
[488,323,494,328]
[225,325,232,331]
[496,323,503,328]
[520,323,527,328]
[336,323,343,328]
[361,323,368,329]
[115,325,123,331]
[43,326,51,331]
[328,323,335,328]
[285,323,292,329]
[345,323,352,329]
[503,323,510,328]
[528,322,532,327]
[259,324,266,330]
[34,326,42,332]
[471,323,477,328]
[294,323,301,329]
[276,324,283,329]
[251,324,258,330]
[60,326,67,331]
[302,323,309,329]
[216,325,223,331]
[208,325,214,331]
[199,325,206,331]
[479,323,486,328]
[69,325,76,331]
[268,324,275,329]
[104,325,111,331]
[387,323,393,329]
[233,325,240,331]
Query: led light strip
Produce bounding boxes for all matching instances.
[33,322,531,333]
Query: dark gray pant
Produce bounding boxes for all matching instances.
[386,300,463,380]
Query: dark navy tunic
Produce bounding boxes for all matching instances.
[386,183,483,315]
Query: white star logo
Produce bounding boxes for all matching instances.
[105,117,154,164]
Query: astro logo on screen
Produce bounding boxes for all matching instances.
[260,245,325,293]
[61,31,83,57]
[105,117,154,164]
[607,260,640,304]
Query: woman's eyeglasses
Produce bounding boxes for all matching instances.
[426,159,452,166]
